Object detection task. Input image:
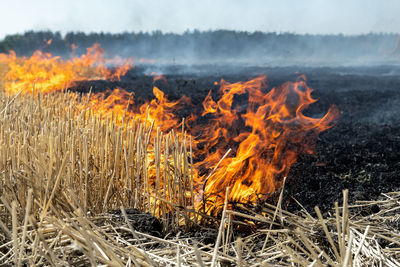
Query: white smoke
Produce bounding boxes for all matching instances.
[0,0,399,39]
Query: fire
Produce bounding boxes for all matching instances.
[84,88,135,121]
[153,74,168,84]
[80,75,339,213]
[138,87,191,132]
[0,43,132,95]
[192,75,339,211]
[84,86,190,132]
[0,45,339,215]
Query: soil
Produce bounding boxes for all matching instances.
[74,64,400,216]
[108,208,163,237]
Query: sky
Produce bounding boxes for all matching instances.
[0,0,399,39]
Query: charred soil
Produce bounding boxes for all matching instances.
[75,65,400,215]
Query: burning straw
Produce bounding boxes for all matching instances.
[0,45,340,213]
[0,89,400,265]
[0,46,399,265]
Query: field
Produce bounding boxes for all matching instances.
[74,65,400,212]
[1,61,400,265]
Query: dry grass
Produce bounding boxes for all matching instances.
[0,88,196,220]
[0,89,400,266]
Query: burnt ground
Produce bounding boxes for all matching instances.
[74,64,400,216]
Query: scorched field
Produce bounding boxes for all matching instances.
[0,46,399,266]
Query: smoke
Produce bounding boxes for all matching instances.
[2,30,400,71]
[1,0,400,39]
[2,0,400,69]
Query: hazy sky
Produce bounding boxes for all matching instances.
[1,0,399,39]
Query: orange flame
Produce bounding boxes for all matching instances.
[138,87,191,132]
[192,75,339,211]
[0,43,132,95]
[84,85,190,133]
[0,46,339,215]
[153,74,168,84]
[85,88,135,121]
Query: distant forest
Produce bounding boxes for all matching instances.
[0,30,399,64]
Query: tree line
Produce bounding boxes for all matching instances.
[0,30,397,62]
